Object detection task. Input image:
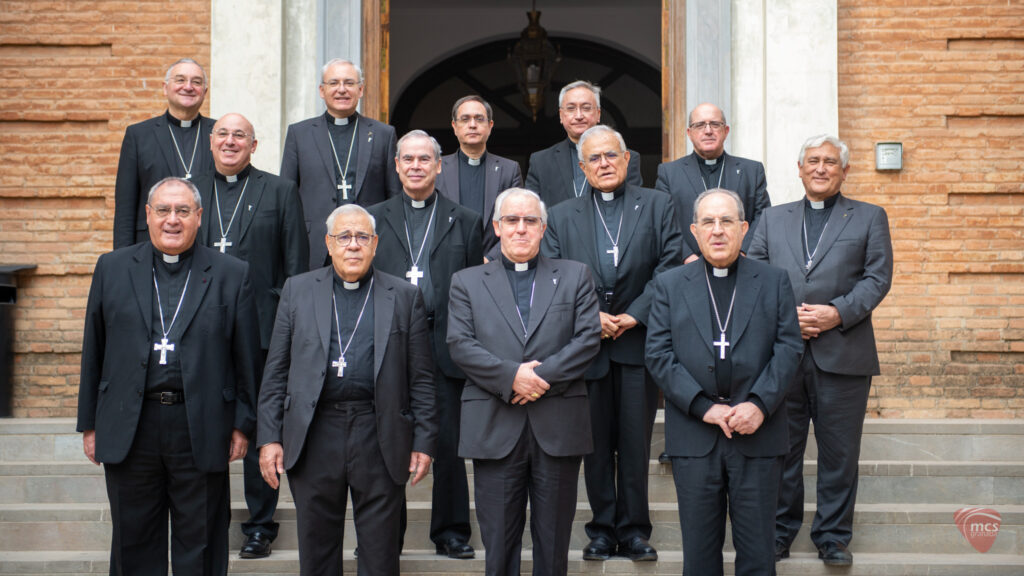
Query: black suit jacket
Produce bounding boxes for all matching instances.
[541,185,683,379]
[113,113,216,249]
[280,113,402,268]
[195,167,309,349]
[258,268,437,484]
[368,192,483,378]
[645,258,802,458]
[655,151,769,258]
[76,243,261,472]
[447,256,602,459]
[747,194,893,376]
[525,139,642,208]
[437,151,523,258]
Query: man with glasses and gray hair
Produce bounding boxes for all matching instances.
[281,58,401,269]
[525,80,641,209]
[113,58,216,249]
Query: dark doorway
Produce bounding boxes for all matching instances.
[392,37,661,186]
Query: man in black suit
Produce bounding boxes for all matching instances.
[655,102,769,263]
[437,95,522,259]
[78,177,261,575]
[280,58,402,269]
[113,58,216,248]
[258,204,436,576]
[525,80,641,208]
[541,125,682,562]
[368,129,482,558]
[748,135,893,566]
[646,188,803,576]
[192,112,308,559]
[448,187,602,576]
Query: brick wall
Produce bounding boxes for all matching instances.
[0,1,211,416]
[838,1,1024,417]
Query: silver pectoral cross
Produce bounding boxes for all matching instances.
[806,258,813,270]
[713,332,730,360]
[185,172,191,180]
[214,237,232,253]
[406,265,424,286]
[607,245,619,267]
[154,337,175,365]
[337,178,352,200]
[332,355,347,377]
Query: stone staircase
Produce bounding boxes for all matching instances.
[0,417,1021,574]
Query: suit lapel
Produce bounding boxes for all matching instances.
[616,186,644,259]
[483,155,500,223]
[525,257,556,341]
[730,259,762,347]
[430,193,456,258]
[196,175,213,246]
[556,140,577,203]
[372,276,394,380]
[312,117,338,192]
[129,244,154,334]
[382,198,412,262]
[354,116,373,201]
[483,263,526,343]
[151,116,180,176]
[313,267,333,362]
[571,196,601,272]
[681,154,706,195]
[682,263,714,355]
[718,152,739,192]
[784,204,806,271]
[439,155,459,203]
[236,169,265,242]
[173,246,213,337]
[806,195,854,273]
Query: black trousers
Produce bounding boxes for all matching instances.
[428,372,471,544]
[672,439,781,576]
[474,420,582,576]
[104,399,230,576]
[582,362,658,544]
[288,401,403,576]
[242,349,279,540]
[776,346,872,549]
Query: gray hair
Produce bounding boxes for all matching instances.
[395,129,442,161]
[492,188,548,225]
[576,125,626,163]
[798,134,850,169]
[321,58,364,84]
[558,80,601,110]
[687,103,728,127]
[147,177,202,209]
[326,204,376,235]
[451,95,493,122]
[164,58,208,87]
[693,188,745,223]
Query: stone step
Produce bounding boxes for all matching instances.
[1,549,1022,575]
[3,459,1022,507]
[4,418,1024,463]
[2,502,1021,556]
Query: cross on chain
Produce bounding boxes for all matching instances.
[607,245,619,268]
[713,332,730,360]
[214,237,232,253]
[332,355,347,377]
[154,337,175,365]
[406,265,424,286]
[337,178,352,200]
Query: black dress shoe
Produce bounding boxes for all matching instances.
[658,451,671,464]
[774,541,790,562]
[582,536,615,561]
[436,538,475,559]
[239,532,272,559]
[818,541,853,566]
[619,536,658,562]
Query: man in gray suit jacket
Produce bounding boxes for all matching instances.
[280,58,402,269]
[258,204,437,575]
[655,102,769,263]
[748,134,893,567]
[447,188,601,576]
[437,95,523,259]
[646,188,802,576]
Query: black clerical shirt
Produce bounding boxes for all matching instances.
[402,192,437,312]
[592,186,624,307]
[211,164,253,254]
[695,151,725,191]
[707,260,737,401]
[457,150,486,221]
[803,192,839,262]
[325,111,360,205]
[501,253,538,336]
[146,245,195,392]
[165,111,201,179]
[322,269,375,402]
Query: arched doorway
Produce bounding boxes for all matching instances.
[392,37,661,186]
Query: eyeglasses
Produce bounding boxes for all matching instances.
[150,205,195,219]
[169,76,204,89]
[585,151,621,165]
[499,216,543,228]
[697,217,739,230]
[561,104,595,115]
[322,79,361,89]
[328,232,374,246]
[455,114,488,125]
[213,129,251,141]
[689,121,727,131]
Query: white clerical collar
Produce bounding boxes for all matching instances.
[225,173,238,183]
[809,200,826,209]
[333,115,350,126]
[704,157,718,165]
[343,280,360,290]
[712,267,729,278]
[600,192,615,202]
[514,262,529,272]
[411,199,426,209]
[162,253,180,263]
[467,156,481,166]
[180,119,193,128]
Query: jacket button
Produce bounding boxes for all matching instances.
[707,366,714,373]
